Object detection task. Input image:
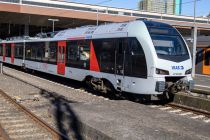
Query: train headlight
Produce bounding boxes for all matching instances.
[185,69,192,75]
[156,68,169,75]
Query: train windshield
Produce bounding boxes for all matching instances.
[151,35,188,56]
[148,27,190,62]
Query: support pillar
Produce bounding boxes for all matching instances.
[191,26,197,77]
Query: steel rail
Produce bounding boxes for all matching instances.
[167,102,210,118]
[0,89,68,140]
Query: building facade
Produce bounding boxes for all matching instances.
[139,0,182,15]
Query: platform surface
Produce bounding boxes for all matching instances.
[194,74,210,93]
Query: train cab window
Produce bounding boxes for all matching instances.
[14,43,23,59]
[205,50,210,66]
[5,44,11,57]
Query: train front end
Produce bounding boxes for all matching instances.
[144,21,194,94]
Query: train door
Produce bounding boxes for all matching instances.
[203,48,210,75]
[57,41,66,75]
[2,44,5,61]
[11,43,15,64]
[115,39,125,91]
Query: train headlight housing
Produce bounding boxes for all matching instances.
[156,68,169,75]
[185,69,192,75]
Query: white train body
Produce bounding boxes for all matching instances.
[0,20,193,95]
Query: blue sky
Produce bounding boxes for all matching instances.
[68,0,210,17]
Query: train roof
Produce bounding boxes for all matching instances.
[0,20,174,43]
[53,22,130,40]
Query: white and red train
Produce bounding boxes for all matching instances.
[0,20,193,95]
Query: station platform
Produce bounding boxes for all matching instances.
[0,67,210,140]
[193,74,210,94]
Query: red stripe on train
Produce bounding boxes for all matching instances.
[67,37,85,40]
[90,40,100,72]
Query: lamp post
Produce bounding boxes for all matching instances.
[97,9,99,26]
[48,18,59,32]
[192,0,197,77]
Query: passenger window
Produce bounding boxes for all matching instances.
[205,50,210,66]
[26,43,31,59]
[49,42,57,63]
[36,45,43,61]
[67,40,90,69]
[99,39,115,73]
[31,47,36,60]
[44,42,50,61]
[68,42,79,61]
[78,41,90,61]
[5,44,11,57]
[14,43,23,59]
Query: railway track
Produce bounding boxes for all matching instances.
[150,103,210,123]
[0,90,66,140]
[167,103,210,119]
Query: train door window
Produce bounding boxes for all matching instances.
[204,49,210,65]
[129,38,147,78]
[49,42,57,63]
[0,44,2,56]
[58,46,65,63]
[5,44,11,57]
